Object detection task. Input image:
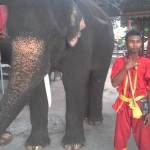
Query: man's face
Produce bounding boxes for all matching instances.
[126,35,142,54]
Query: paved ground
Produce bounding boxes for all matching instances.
[0,57,137,150]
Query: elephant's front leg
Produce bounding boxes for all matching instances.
[0,35,50,147]
[25,80,50,150]
[62,74,86,150]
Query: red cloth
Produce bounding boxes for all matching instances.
[146,35,150,58]
[111,56,150,113]
[111,56,150,95]
[114,107,150,150]
[0,5,8,38]
[111,56,150,150]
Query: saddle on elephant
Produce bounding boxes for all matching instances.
[0,5,8,38]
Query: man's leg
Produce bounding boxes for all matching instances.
[132,116,150,150]
[114,106,131,150]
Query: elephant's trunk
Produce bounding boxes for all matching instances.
[0,35,49,133]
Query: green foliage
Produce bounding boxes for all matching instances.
[110,16,120,29]
[145,28,150,37]
[144,20,150,37]
[117,38,124,45]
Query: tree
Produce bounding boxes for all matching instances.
[144,20,150,37]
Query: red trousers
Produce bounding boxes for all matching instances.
[114,103,150,150]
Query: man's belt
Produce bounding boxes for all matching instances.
[119,94,145,118]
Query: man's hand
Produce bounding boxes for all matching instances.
[124,58,138,70]
[111,58,138,88]
[144,92,150,127]
[143,113,150,127]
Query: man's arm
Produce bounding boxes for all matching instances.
[111,59,137,88]
[111,67,127,88]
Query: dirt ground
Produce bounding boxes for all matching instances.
[0,57,137,150]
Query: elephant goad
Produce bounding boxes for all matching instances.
[0,0,114,149]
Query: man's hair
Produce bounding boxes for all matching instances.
[125,30,141,43]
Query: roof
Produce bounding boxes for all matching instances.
[121,0,150,19]
[91,0,122,17]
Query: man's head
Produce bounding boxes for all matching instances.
[125,30,141,43]
[125,30,142,54]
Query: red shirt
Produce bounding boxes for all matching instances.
[111,56,150,113]
[111,56,150,98]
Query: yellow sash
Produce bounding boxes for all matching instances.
[118,66,144,118]
[119,94,145,118]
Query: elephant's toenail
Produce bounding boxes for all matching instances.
[35,146,42,150]
[74,144,80,149]
[88,121,94,125]
[65,145,72,150]
[95,121,101,126]
[26,146,33,150]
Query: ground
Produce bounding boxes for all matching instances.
[0,57,137,150]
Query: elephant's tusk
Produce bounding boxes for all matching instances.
[44,74,52,107]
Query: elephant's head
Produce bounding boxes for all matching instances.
[0,0,86,130]
[7,0,86,93]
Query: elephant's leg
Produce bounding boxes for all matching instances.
[25,79,50,149]
[62,74,86,149]
[88,69,108,125]
[0,36,50,147]
[83,75,91,120]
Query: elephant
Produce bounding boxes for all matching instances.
[0,0,114,149]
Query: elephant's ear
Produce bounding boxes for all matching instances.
[67,4,86,47]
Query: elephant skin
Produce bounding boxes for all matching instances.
[0,0,114,149]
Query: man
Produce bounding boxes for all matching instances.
[111,30,150,150]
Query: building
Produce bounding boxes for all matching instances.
[91,0,122,17]
[120,0,150,54]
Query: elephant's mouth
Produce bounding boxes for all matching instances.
[9,35,45,94]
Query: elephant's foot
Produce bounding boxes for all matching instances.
[25,131,50,150]
[88,113,103,126]
[62,135,85,150]
[0,131,13,146]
